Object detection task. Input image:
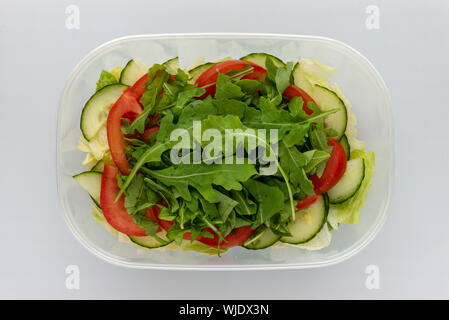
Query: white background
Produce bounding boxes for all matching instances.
[1,0,448,299]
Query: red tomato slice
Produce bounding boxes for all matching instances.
[283,84,316,115]
[195,60,267,98]
[124,74,148,99]
[296,195,319,211]
[311,138,347,194]
[100,164,154,236]
[107,94,142,175]
[198,226,255,249]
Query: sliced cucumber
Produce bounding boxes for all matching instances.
[188,62,214,83]
[73,171,102,208]
[243,227,280,250]
[91,160,104,173]
[119,58,149,86]
[327,158,365,204]
[292,62,313,94]
[340,135,350,160]
[280,195,328,244]
[240,53,285,68]
[163,56,179,70]
[80,84,128,141]
[129,231,173,249]
[312,85,347,140]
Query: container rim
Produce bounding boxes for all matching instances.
[57,33,394,270]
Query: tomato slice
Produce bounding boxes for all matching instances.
[100,164,154,236]
[107,94,142,175]
[283,84,316,115]
[296,195,319,211]
[195,60,267,98]
[198,226,255,249]
[124,74,148,99]
[311,138,347,194]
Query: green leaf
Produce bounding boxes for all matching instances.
[265,57,294,94]
[96,70,118,91]
[216,192,238,223]
[132,212,159,236]
[124,174,145,215]
[275,62,294,94]
[303,150,330,174]
[130,64,170,134]
[231,189,257,215]
[215,72,245,100]
[176,86,206,106]
[288,96,303,117]
[235,79,261,95]
[244,180,284,227]
[145,163,257,203]
[278,142,314,195]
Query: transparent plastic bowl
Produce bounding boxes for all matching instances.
[57,33,393,270]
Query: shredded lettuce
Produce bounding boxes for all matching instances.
[110,66,122,81]
[96,70,118,91]
[298,58,336,87]
[77,124,110,166]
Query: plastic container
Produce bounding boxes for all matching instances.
[57,33,393,270]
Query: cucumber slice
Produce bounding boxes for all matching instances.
[243,228,280,250]
[129,231,173,249]
[240,53,285,68]
[292,62,313,94]
[281,195,328,244]
[327,158,365,204]
[163,56,179,70]
[188,62,214,83]
[73,171,102,208]
[340,135,350,160]
[312,85,348,140]
[119,58,149,86]
[80,84,128,141]
[91,160,104,173]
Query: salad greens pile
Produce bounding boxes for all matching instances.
[114,59,338,247]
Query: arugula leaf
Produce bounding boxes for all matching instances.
[235,79,261,95]
[244,180,284,227]
[132,212,159,236]
[176,86,206,106]
[274,62,294,94]
[231,189,257,215]
[288,96,303,117]
[278,142,315,196]
[216,192,238,223]
[215,72,245,100]
[265,57,294,94]
[96,70,118,91]
[303,149,330,174]
[128,64,169,134]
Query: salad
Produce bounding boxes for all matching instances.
[74,53,374,254]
